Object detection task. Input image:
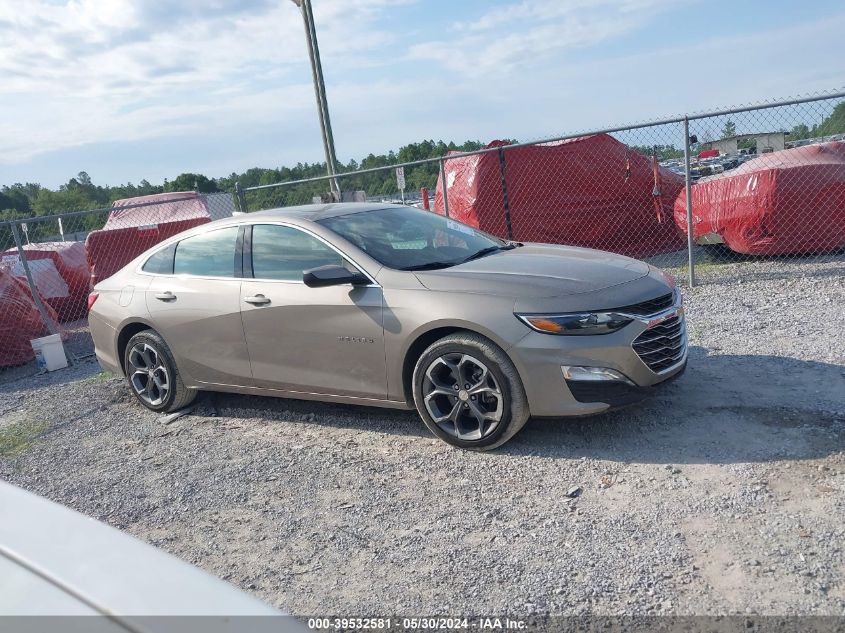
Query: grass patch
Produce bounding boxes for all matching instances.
[0,419,50,458]
[666,259,738,283]
[82,371,114,384]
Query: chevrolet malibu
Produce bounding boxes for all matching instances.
[89,203,687,450]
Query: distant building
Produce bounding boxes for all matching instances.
[705,132,786,156]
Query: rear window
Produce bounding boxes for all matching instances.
[142,244,176,275]
[173,227,239,277]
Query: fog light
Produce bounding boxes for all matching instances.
[562,366,634,384]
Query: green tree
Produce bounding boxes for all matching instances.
[721,119,737,138]
[815,102,845,137]
[165,173,219,193]
[790,123,811,140]
[0,186,32,214]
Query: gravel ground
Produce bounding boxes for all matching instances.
[1,257,844,618]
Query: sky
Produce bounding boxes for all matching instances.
[1,0,844,189]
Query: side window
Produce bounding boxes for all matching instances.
[173,227,239,277]
[142,244,176,274]
[251,224,343,281]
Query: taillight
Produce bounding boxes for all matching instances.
[87,292,100,312]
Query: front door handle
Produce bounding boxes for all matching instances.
[155,291,176,302]
[244,294,271,306]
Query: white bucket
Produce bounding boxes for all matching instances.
[31,334,68,372]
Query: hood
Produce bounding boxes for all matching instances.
[413,244,649,299]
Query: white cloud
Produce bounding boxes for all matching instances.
[0,0,412,163]
[453,0,678,33]
[328,12,845,165]
[1,0,843,188]
[405,0,686,76]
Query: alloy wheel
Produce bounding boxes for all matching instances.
[127,342,170,407]
[422,353,504,441]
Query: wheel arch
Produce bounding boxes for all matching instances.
[115,321,155,376]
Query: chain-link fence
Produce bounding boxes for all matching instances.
[241,90,845,290]
[0,192,236,382]
[3,91,844,383]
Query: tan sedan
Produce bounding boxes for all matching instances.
[89,204,686,450]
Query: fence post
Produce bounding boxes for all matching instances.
[497,147,514,240]
[682,118,696,287]
[439,158,450,218]
[11,221,59,337]
[235,181,248,213]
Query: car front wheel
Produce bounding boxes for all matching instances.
[124,330,196,413]
[412,333,529,450]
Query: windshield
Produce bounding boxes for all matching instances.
[317,207,509,270]
[318,207,510,270]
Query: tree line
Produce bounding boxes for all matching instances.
[0,139,492,227]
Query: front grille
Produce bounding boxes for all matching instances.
[632,315,686,373]
[615,292,675,316]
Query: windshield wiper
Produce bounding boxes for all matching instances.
[402,243,518,271]
[461,243,517,264]
[401,261,457,271]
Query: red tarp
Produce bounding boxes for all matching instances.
[0,264,61,367]
[1,242,90,321]
[698,149,719,159]
[674,141,845,255]
[86,192,211,285]
[433,135,686,258]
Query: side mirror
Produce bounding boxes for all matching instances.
[303,265,369,288]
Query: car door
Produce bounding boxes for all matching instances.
[239,223,386,400]
[145,225,253,387]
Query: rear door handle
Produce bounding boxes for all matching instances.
[244,294,271,306]
[155,291,176,302]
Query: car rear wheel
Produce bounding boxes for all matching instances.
[124,330,196,413]
[412,333,529,450]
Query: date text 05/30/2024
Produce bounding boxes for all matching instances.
[307,617,528,631]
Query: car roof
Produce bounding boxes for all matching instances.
[247,202,402,222]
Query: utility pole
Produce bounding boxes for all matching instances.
[290,0,340,198]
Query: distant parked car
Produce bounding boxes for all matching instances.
[1,241,90,321]
[674,141,845,255]
[0,263,61,367]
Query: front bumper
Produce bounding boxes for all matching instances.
[509,290,687,416]
[565,360,686,409]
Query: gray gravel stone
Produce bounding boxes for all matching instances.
[1,257,844,617]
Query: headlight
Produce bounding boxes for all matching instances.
[516,312,633,335]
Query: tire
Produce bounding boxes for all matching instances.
[412,332,529,450]
[123,330,197,413]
